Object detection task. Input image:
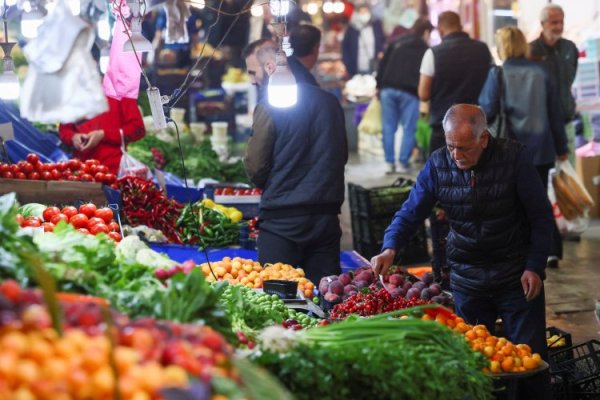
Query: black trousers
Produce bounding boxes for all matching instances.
[257,214,342,285]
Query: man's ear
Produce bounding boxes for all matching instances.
[265,60,277,76]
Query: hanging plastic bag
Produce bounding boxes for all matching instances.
[357,98,382,135]
[117,130,152,180]
[415,116,432,155]
[548,160,593,233]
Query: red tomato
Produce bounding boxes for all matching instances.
[41,171,52,180]
[95,165,108,174]
[42,222,55,232]
[42,206,61,222]
[56,162,68,172]
[15,172,26,180]
[94,172,105,182]
[61,206,78,219]
[16,214,24,225]
[1,171,14,179]
[87,217,105,229]
[79,173,94,182]
[90,223,110,235]
[94,208,113,224]
[222,187,234,195]
[28,172,40,180]
[22,217,41,228]
[214,188,223,195]
[85,159,100,167]
[77,228,90,235]
[62,169,72,178]
[9,164,18,174]
[68,159,82,171]
[26,153,39,164]
[69,213,89,229]
[250,188,262,195]
[79,203,97,218]
[21,162,34,174]
[108,232,122,242]
[103,173,116,184]
[50,169,62,180]
[108,222,120,232]
[50,213,69,225]
[67,175,80,181]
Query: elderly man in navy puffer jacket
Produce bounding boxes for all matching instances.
[372,104,553,400]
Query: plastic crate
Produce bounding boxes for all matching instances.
[551,373,572,400]
[547,326,574,362]
[348,178,429,263]
[149,243,257,264]
[204,184,260,220]
[550,340,600,398]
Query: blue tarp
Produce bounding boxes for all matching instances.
[0,100,70,163]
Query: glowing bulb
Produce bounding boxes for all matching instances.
[306,2,318,15]
[322,1,334,14]
[189,0,205,9]
[5,0,17,6]
[250,4,263,17]
[22,1,31,12]
[269,0,289,17]
[97,17,111,41]
[268,54,297,108]
[333,1,345,13]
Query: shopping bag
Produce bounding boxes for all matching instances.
[415,117,432,155]
[548,160,593,233]
[117,129,152,180]
[357,98,382,135]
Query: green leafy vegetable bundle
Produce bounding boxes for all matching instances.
[253,307,493,400]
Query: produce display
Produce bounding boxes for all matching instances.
[177,201,241,248]
[319,266,451,309]
[0,153,116,184]
[252,307,494,400]
[127,136,249,184]
[116,176,184,244]
[219,284,318,346]
[18,202,122,241]
[422,307,543,374]
[329,287,429,319]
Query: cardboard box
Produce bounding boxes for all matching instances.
[0,179,107,205]
[575,155,600,218]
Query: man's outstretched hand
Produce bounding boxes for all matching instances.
[371,248,396,276]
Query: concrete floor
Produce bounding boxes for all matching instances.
[342,152,600,345]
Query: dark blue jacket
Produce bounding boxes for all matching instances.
[383,138,554,295]
[341,20,386,77]
[244,83,348,219]
[479,57,568,165]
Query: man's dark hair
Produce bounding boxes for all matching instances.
[289,24,322,58]
[242,38,274,59]
[411,17,434,38]
[437,11,462,31]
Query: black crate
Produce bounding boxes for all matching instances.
[551,373,572,400]
[348,179,429,263]
[547,326,574,364]
[551,340,600,399]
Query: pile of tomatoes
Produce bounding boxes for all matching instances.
[18,203,122,241]
[213,187,262,196]
[0,153,116,184]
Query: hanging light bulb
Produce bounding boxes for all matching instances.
[250,3,263,17]
[123,0,152,52]
[306,2,318,16]
[333,1,345,14]
[99,46,110,73]
[20,9,45,39]
[322,1,334,14]
[268,51,297,108]
[269,0,289,17]
[0,42,20,100]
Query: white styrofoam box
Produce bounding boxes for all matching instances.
[574,60,600,85]
[584,37,600,59]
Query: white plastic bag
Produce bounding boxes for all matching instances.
[357,98,382,135]
[117,130,152,180]
[548,160,592,234]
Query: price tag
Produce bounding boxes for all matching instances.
[0,122,15,141]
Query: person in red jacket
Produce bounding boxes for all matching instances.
[59,96,145,175]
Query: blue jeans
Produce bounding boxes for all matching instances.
[380,88,419,165]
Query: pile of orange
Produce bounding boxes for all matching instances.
[200,258,315,297]
[423,309,543,373]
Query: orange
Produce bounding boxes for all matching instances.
[501,357,514,372]
[501,344,515,357]
[483,346,496,358]
[435,314,448,326]
[422,314,433,321]
[492,352,505,362]
[485,336,498,347]
[446,319,457,329]
[465,330,477,341]
[513,357,522,368]
[522,356,538,370]
[475,328,488,338]
[455,322,469,333]
[490,360,502,374]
